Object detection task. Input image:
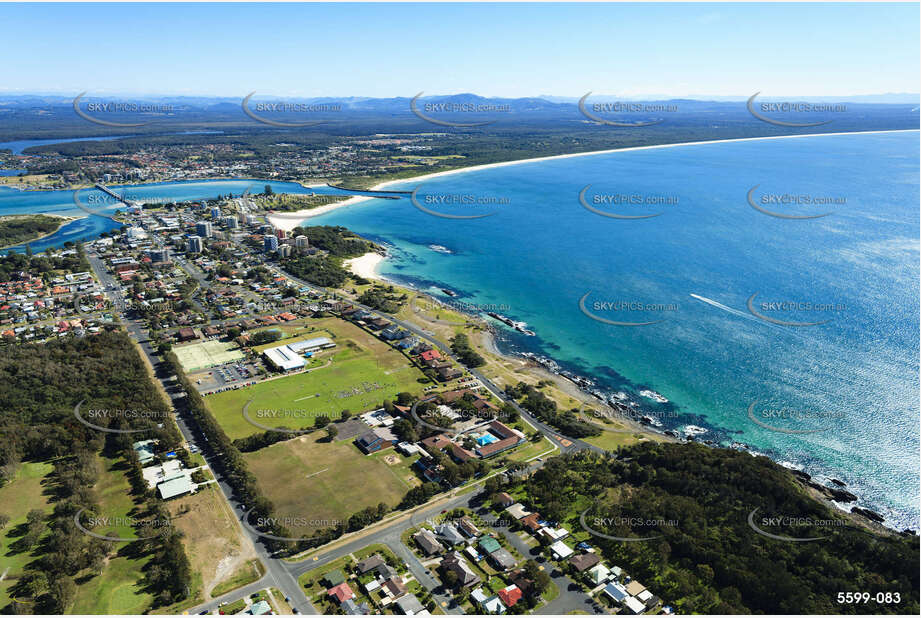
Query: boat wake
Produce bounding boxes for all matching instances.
[690,293,805,338]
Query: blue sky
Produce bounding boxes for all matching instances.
[2,3,918,97]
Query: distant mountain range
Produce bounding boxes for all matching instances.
[0,92,918,109]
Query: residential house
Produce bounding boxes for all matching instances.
[355,554,385,574]
[569,553,601,573]
[341,599,371,615]
[323,569,346,587]
[586,563,611,586]
[549,540,574,560]
[497,585,522,609]
[327,582,355,605]
[434,523,465,546]
[458,516,480,538]
[495,492,515,507]
[488,548,517,571]
[382,577,407,599]
[394,594,427,616]
[440,551,480,589]
[505,503,531,520]
[414,529,445,556]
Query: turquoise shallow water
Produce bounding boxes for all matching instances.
[309,132,920,529]
[0,179,344,254]
[2,132,917,529]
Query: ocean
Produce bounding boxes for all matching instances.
[1,131,917,529]
[308,131,921,530]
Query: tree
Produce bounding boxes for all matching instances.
[314,415,331,428]
[325,425,338,441]
[340,409,351,421]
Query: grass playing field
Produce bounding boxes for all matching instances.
[206,320,429,440]
[69,456,155,615]
[174,339,245,372]
[0,462,54,609]
[245,432,410,535]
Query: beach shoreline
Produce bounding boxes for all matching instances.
[267,128,918,231]
[343,251,385,280]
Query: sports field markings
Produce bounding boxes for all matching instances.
[293,394,321,402]
[304,468,328,480]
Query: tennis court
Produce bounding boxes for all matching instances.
[174,339,245,372]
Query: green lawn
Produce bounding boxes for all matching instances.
[505,436,555,462]
[69,456,155,615]
[0,461,54,609]
[245,433,409,536]
[583,429,658,451]
[207,346,428,440]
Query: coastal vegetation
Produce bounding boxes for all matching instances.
[504,381,602,438]
[0,214,68,249]
[516,444,919,614]
[0,332,191,613]
[450,333,485,368]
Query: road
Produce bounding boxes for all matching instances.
[89,245,602,615]
[262,262,603,456]
[86,249,316,614]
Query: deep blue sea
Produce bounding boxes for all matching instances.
[1,131,917,529]
[309,131,920,530]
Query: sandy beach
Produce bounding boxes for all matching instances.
[266,128,916,231]
[343,252,385,280]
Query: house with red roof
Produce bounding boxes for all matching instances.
[497,584,522,608]
[419,349,442,362]
[327,582,355,604]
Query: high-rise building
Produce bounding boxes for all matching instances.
[264,235,279,253]
[295,235,310,249]
[210,207,221,219]
[149,248,171,263]
[224,216,239,229]
[187,235,203,253]
[277,244,293,258]
[196,221,213,238]
[276,228,287,240]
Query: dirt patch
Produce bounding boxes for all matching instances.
[382,454,401,466]
[167,486,257,601]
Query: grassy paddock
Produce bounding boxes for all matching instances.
[245,433,408,535]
